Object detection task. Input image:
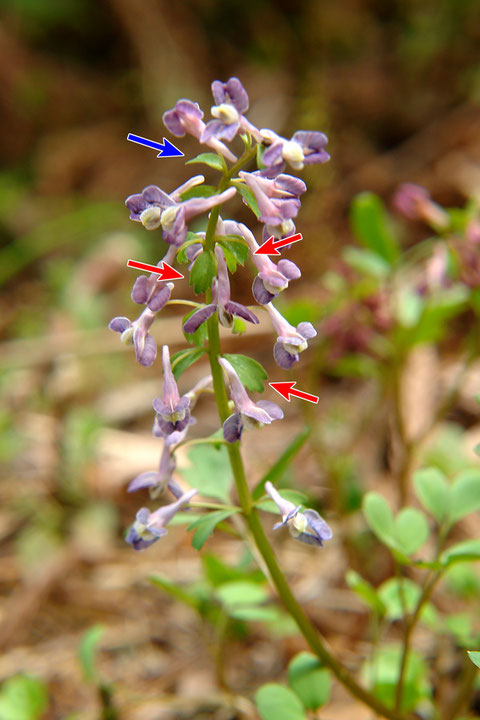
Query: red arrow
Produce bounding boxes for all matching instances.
[269,381,319,404]
[127,259,184,282]
[254,233,303,256]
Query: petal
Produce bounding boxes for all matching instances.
[293,530,323,547]
[303,150,330,165]
[176,99,204,119]
[242,404,273,424]
[252,276,276,305]
[277,259,301,280]
[275,174,307,196]
[147,283,172,312]
[162,345,180,405]
[201,119,225,143]
[131,275,150,304]
[162,109,186,136]
[225,77,249,113]
[181,187,237,223]
[183,304,217,333]
[223,301,259,324]
[297,321,317,339]
[262,142,284,167]
[218,121,240,142]
[109,316,131,333]
[292,130,328,150]
[256,400,284,420]
[136,332,157,367]
[223,413,244,443]
[167,477,184,499]
[142,185,173,207]
[274,342,299,369]
[125,193,147,219]
[211,80,227,105]
[304,509,333,542]
[128,471,161,493]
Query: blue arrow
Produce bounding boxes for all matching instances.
[127,133,184,158]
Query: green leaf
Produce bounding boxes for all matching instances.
[449,468,480,524]
[187,509,237,550]
[253,427,311,500]
[170,347,206,380]
[440,539,480,566]
[342,246,391,277]
[78,625,104,683]
[189,250,216,294]
[467,651,480,669]
[345,569,386,616]
[222,353,267,392]
[215,580,269,609]
[235,182,261,218]
[377,579,422,620]
[255,683,306,720]
[445,613,474,647]
[179,444,233,502]
[350,192,400,265]
[229,605,279,621]
[414,467,450,523]
[393,507,429,555]
[150,574,200,611]
[232,317,246,334]
[176,235,203,264]
[186,152,226,172]
[202,553,264,587]
[218,237,250,266]
[362,645,431,712]
[287,652,331,710]
[0,675,49,720]
[363,492,395,547]
[179,184,218,201]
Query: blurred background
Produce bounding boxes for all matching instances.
[1,1,480,718]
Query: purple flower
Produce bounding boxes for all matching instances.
[219,358,283,442]
[260,129,330,176]
[201,77,262,145]
[109,308,159,367]
[265,481,332,547]
[163,99,237,162]
[131,246,177,311]
[238,171,306,237]
[238,224,301,304]
[393,183,449,229]
[127,438,179,499]
[125,178,236,246]
[266,304,317,369]
[125,488,197,551]
[153,346,191,436]
[183,245,259,332]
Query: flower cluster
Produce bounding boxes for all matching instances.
[111,77,331,551]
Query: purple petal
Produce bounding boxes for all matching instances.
[128,471,160,493]
[274,342,299,369]
[256,400,284,420]
[242,404,274,425]
[147,283,172,312]
[167,477,184,499]
[223,413,243,443]
[125,193,147,219]
[304,509,333,542]
[252,276,276,305]
[176,99,203,119]
[275,175,307,196]
[143,185,173,207]
[294,530,323,547]
[181,187,237,223]
[224,77,249,113]
[201,120,225,143]
[297,321,317,339]
[262,142,284,167]
[277,259,301,280]
[136,332,157,367]
[218,121,240,142]
[162,109,186,136]
[292,130,328,150]
[131,275,149,304]
[224,301,259,324]
[277,335,304,347]
[183,304,217,333]
[109,316,131,333]
[258,271,287,289]
[211,80,227,105]
[303,150,330,165]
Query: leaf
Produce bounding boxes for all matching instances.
[0,675,49,720]
[179,444,233,502]
[229,605,279,621]
[287,652,331,710]
[176,235,204,264]
[186,152,226,172]
[202,553,264,587]
[393,507,429,555]
[218,237,250,266]
[440,539,480,566]
[170,347,206,380]
[467,651,480,669]
[179,184,218,201]
[187,509,237,550]
[377,578,422,620]
[345,569,386,616]
[78,625,104,683]
[252,427,311,500]
[222,353,267,392]
[350,192,400,265]
[189,250,216,294]
[150,574,200,611]
[255,683,306,720]
[362,645,431,712]
[342,246,391,277]
[235,182,261,218]
[215,580,269,609]
[363,492,395,547]
[449,468,480,524]
[445,613,474,647]
[414,467,450,523]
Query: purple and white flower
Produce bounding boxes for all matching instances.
[125,178,236,246]
[267,304,317,369]
[127,436,178,499]
[260,129,330,176]
[130,245,177,311]
[153,346,191,436]
[265,481,332,547]
[125,488,197,551]
[219,358,283,442]
[238,171,306,238]
[201,77,262,145]
[109,307,162,367]
[183,245,259,333]
[163,99,237,162]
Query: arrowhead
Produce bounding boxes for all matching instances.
[157,138,184,158]
[269,381,296,401]
[254,236,280,256]
[156,262,184,282]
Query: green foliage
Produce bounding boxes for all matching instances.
[189,250,217,294]
[78,625,104,683]
[179,444,233,502]
[188,509,237,550]
[350,192,400,266]
[287,652,331,710]
[414,467,449,522]
[234,182,261,218]
[170,347,206,380]
[362,645,431,711]
[440,539,480,567]
[186,152,226,172]
[377,579,436,625]
[215,580,274,620]
[449,468,480,525]
[255,684,306,720]
[150,574,201,611]
[343,246,391,278]
[176,235,204,264]
[345,570,386,616]
[467,651,480,669]
[445,613,476,647]
[222,353,267,392]
[363,492,429,557]
[217,236,250,271]
[0,675,48,720]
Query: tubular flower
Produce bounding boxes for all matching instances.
[265,482,332,547]
[125,178,236,246]
[127,439,178,499]
[163,99,237,162]
[125,488,197,551]
[260,129,330,176]
[183,245,259,333]
[201,77,262,144]
[219,358,283,443]
[238,223,301,304]
[393,183,449,230]
[266,304,317,369]
[131,245,177,311]
[238,171,306,238]
[109,307,161,367]
[153,346,191,436]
